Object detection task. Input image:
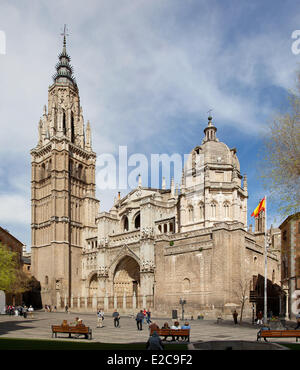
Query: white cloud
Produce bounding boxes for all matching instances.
[0,0,298,242]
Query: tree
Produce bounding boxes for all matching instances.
[6,269,31,305]
[232,277,251,324]
[260,72,300,218]
[0,243,17,291]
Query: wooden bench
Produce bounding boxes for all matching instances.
[257,329,300,342]
[51,322,92,340]
[150,328,190,342]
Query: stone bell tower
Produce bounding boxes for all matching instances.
[31,29,99,306]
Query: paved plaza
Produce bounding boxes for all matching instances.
[0,310,299,348]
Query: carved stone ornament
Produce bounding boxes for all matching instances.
[98,266,109,278]
[141,259,155,273]
[141,226,154,239]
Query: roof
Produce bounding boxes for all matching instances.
[279,212,300,229]
[0,226,24,246]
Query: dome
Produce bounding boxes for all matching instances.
[184,117,240,175]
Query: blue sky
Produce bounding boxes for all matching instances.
[0,0,299,248]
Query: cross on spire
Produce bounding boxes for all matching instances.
[207,109,213,119]
[60,24,69,46]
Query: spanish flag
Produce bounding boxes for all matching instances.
[251,197,266,218]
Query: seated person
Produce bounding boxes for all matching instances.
[61,320,69,327]
[181,322,191,341]
[171,321,181,329]
[161,322,170,329]
[257,325,270,342]
[171,321,181,341]
[160,322,170,340]
[149,322,160,332]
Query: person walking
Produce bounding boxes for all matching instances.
[295,312,300,329]
[65,305,69,314]
[233,310,238,325]
[136,310,144,330]
[97,308,104,328]
[112,309,120,328]
[257,311,263,325]
[146,309,152,324]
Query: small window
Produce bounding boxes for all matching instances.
[188,206,194,222]
[123,216,129,231]
[71,111,75,143]
[62,110,66,135]
[134,213,140,229]
[283,230,287,241]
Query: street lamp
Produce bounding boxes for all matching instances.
[179,298,186,321]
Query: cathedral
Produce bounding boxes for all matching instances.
[31,35,282,318]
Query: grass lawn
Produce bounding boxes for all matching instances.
[0,338,188,350]
[276,342,300,350]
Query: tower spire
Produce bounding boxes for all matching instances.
[52,25,76,87]
[203,114,217,142]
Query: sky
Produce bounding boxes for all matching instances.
[0,0,299,249]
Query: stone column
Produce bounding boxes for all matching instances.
[123,292,127,310]
[56,292,60,309]
[92,294,97,310]
[77,296,81,310]
[286,289,290,319]
[85,296,88,310]
[71,294,74,309]
[133,292,136,310]
[114,295,117,309]
[104,293,109,311]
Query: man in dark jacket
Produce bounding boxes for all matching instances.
[146,331,164,350]
[136,310,144,330]
[112,309,120,328]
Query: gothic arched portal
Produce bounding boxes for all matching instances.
[89,273,98,296]
[113,256,140,297]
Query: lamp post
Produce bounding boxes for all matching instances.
[179,298,186,321]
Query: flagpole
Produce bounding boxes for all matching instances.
[264,195,268,324]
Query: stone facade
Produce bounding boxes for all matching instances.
[30,36,99,306]
[280,212,300,319]
[31,36,281,318]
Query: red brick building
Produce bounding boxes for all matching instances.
[0,226,24,305]
[279,212,300,319]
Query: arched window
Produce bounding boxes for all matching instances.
[211,202,217,218]
[188,206,194,223]
[78,164,83,179]
[183,278,191,291]
[134,213,140,229]
[71,111,75,143]
[123,216,129,231]
[41,163,46,179]
[224,202,230,218]
[199,202,204,219]
[62,110,66,136]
